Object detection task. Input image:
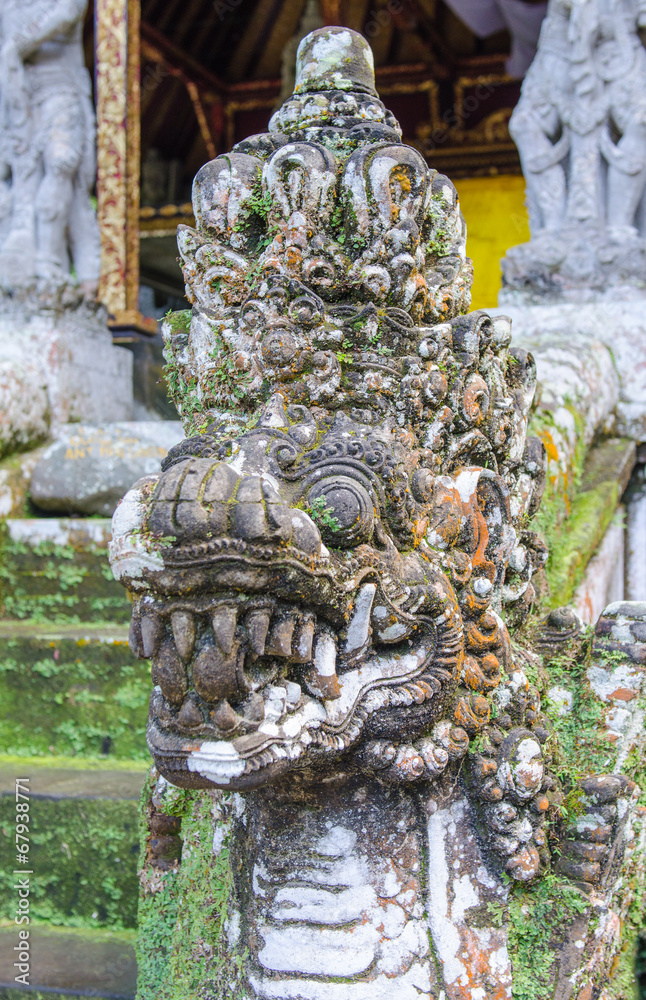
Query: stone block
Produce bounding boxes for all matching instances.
[0,299,134,459]
[573,515,625,625]
[30,422,184,516]
[498,301,646,441]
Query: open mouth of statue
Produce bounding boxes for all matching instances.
[134,580,446,790]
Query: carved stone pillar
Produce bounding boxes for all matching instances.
[95,0,156,333]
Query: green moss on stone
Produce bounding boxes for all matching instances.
[0,797,139,928]
[163,309,191,337]
[137,782,246,1000]
[0,527,130,624]
[0,633,150,759]
[502,872,590,999]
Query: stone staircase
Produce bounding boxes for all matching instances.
[0,517,147,998]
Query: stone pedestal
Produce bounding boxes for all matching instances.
[0,288,134,458]
[497,293,646,440]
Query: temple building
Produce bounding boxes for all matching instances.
[90,0,542,329]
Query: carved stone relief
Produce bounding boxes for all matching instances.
[503,0,646,300]
[0,0,100,291]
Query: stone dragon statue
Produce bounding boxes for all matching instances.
[109,28,642,1000]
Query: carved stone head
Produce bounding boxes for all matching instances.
[110,31,548,881]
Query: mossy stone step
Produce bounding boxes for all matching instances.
[541,437,636,608]
[0,519,130,624]
[0,760,146,930]
[0,625,149,760]
[0,924,136,998]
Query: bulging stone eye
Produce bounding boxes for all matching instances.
[290,295,320,326]
[307,476,374,548]
[240,302,263,329]
[261,329,297,366]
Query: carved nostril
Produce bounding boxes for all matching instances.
[307,476,374,547]
[231,475,293,542]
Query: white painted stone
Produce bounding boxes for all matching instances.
[186,741,246,784]
[324,642,433,726]
[248,966,432,999]
[587,663,642,703]
[258,921,380,976]
[344,583,376,654]
[272,884,376,925]
[626,485,646,601]
[426,795,512,996]
[606,706,632,734]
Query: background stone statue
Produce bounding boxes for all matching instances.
[0,0,100,291]
[503,0,646,299]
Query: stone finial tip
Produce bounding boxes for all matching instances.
[295,27,377,97]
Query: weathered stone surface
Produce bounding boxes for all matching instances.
[573,515,625,624]
[499,300,646,440]
[0,297,134,458]
[0,444,47,517]
[502,0,646,301]
[626,466,646,600]
[108,25,646,999]
[0,358,50,457]
[31,422,183,516]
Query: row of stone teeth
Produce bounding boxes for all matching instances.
[243,743,299,772]
[131,604,320,667]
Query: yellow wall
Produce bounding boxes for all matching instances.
[454,175,530,311]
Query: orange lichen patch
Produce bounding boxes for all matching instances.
[448,924,512,1000]
[466,615,501,652]
[506,844,540,881]
[608,688,637,701]
[454,694,490,733]
[462,652,500,692]
[538,427,560,464]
